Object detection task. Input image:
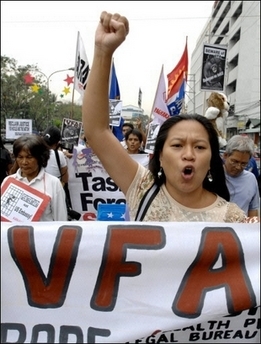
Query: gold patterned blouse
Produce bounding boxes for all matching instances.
[126,164,259,223]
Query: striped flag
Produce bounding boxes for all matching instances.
[166,38,188,116]
[74,31,89,98]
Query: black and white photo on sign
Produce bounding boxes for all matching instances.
[145,121,161,153]
[109,99,122,127]
[61,118,82,146]
[200,43,227,92]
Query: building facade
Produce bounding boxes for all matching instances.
[121,105,144,122]
[187,1,260,147]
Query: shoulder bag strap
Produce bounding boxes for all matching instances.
[54,149,62,179]
[135,183,160,221]
[54,149,72,209]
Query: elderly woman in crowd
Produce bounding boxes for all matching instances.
[1,134,67,221]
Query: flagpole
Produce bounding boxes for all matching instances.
[181,71,186,114]
[146,64,165,137]
[71,31,79,119]
[71,87,75,119]
[182,36,188,114]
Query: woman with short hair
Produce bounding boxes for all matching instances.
[1,134,67,221]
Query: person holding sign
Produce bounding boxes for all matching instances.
[1,134,67,222]
[82,11,258,223]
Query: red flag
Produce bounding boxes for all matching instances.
[167,38,188,100]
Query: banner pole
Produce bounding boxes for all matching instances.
[71,31,79,119]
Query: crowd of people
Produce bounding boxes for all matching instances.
[0,11,260,224]
[81,10,259,223]
[2,113,259,224]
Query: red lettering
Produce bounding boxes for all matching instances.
[8,225,82,308]
[154,107,169,119]
[82,212,96,221]
[173,227,256,317]
[91,225,165,311]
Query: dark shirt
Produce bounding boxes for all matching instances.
[0,148,13,185]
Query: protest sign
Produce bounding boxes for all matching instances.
[6,119,32,140]
[200,43,227,92]
[61,118,82,146]
[109,99,122,127]
[67,145,150,220]
[1,221,260,343]
[1,178,50,222]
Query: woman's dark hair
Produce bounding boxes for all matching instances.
[43,126,61,147]
[13,134,50,168]
[149,114,230,201]
[125,128,143,143]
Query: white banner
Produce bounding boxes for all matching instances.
[67,145,150,220]
[1,221,260,343]
[6,119,32,139]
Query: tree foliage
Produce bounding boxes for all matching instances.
[1,55,82,133]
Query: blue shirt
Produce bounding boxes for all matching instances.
[245,157,259,179]
[225,169,259,215]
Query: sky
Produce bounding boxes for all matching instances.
[1,1,214,115]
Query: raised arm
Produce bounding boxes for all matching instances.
[82,11,138,195]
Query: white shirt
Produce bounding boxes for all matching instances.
[45,149,67,178]
[121,140,127,149]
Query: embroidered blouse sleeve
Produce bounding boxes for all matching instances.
[225,202,260,223]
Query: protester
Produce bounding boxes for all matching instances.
[223,135,259,218]
[1,134,67,221]
[125,128,146,154]
[120,122,134,148]
[0,136,13,185]
[43,125,68,185]
[121,120,146,150]
[82,10,258,223]
[136,117,147,149]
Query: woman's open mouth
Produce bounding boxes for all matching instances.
[182,166,194,180]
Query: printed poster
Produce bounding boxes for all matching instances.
[109,99,122,127]
[200,43,227,91]
[61,118,82,146]
[1,178,50,222]
[5,119,32,140]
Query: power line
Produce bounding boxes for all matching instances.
[2,14,259,24]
